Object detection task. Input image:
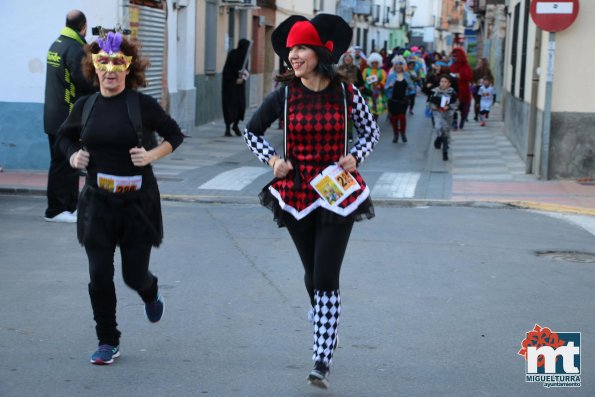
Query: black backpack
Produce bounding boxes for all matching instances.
[81,90,158,149]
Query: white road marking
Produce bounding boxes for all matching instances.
[198,166,269,190]
[371,172,421,198]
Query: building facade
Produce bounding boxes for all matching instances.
[1,0,423,170]
[502,0,594,179]
[409,0,469,54]
[0,0,195,169]
[409,0,441,51]
[469,0,506,109]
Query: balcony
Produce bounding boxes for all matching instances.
[220,0,257,7]
[256,0,275,8]
[469,0,506,13]
[354,0,372,16]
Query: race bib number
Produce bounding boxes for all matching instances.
[310,164,361,207]
[366,74,378,84]
[97,173,142,193]
[440,96,450,108]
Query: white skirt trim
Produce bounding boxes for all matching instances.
[268,185,371,221]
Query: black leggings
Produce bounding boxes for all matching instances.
[86,242,157,346]
[86,242,155,301]
[407,94,416,112]
[284,210,354,306]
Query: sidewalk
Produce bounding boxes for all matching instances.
[1,103,594,215]
[447,104,595,215]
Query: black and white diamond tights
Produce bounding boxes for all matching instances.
[312,290,341,366]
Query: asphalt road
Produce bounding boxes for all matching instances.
[1,195,594,396]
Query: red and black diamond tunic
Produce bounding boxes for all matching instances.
[245,78,380,224]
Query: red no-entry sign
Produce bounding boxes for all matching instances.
[530,0,580,32]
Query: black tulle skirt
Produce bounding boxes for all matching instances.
[77,183,163,248]
[259,183,375,228]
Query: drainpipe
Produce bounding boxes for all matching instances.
[526,27,541,174]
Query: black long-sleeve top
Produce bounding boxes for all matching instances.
[56,89,184,188]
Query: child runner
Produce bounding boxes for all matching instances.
[428,75,458,161]
[478,78,495,127]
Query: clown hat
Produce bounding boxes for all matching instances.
[272,14,353,65]
[367,52,383,65]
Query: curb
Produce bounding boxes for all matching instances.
[3,187,594,217]
[161,194,595,216]
[160,194,259,205]
[505,201,595,217]
[0,187,46,196]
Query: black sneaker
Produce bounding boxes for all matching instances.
[308,361,330,389]
[433,136,442,149]
[145,293,164,323]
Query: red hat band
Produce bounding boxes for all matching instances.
[286,21,334,53]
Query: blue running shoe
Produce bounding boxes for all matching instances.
[145,293,164,323]
[90,344,120,365]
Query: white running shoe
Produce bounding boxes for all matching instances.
[44,211,77,223]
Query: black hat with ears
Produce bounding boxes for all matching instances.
[271,14,353,66]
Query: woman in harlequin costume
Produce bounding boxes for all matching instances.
[55,31,184,365]
[362,52,387,119]
[242,14,380,389]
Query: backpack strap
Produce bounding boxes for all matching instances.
[80,92,99,148]
[341,82,348,157]
[283,85,288,160]
[126,90,143,148]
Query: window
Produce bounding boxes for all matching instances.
[204,1,217,73]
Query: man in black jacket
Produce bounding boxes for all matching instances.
[44,10,94,222]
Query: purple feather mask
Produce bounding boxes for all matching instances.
[98,31,123,54]
[92,32,132,72]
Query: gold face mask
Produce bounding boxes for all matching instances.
[92,51,132,72]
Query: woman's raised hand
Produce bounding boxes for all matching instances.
[338,154,357,173]
[270,156,294,178]
[70,149,90,169]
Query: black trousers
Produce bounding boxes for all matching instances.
[284,210,354,306]
[407,94,416,112]
[45,134,79,218]
[86,242,157,346]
